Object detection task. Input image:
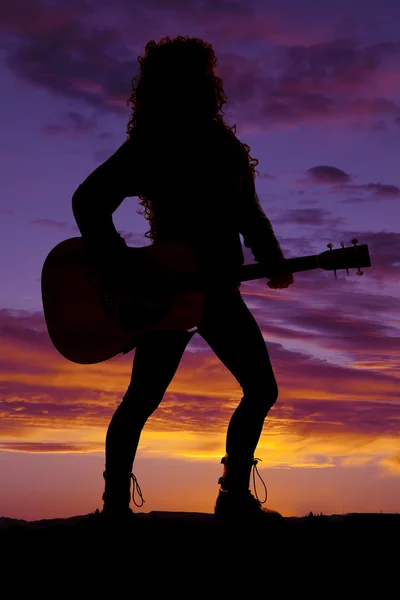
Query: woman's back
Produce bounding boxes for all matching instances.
[132,119,249,290]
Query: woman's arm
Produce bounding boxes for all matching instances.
[72,138,140,259]
[238,175,285,270]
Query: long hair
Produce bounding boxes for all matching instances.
[126,35,258,241]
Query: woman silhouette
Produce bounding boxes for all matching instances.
[72,35,294,525]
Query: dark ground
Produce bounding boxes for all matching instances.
[0,511,397,593]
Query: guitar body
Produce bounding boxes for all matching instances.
[41,237,205,364]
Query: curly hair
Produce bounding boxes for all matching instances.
[126,35,258,242]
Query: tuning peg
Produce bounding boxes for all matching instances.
[351,238,358,246]
[333,270,337,278]
[346,268,349,275]
[327,244,336,277]
[356,268,363,276]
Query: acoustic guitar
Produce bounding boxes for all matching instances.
[41,237,371,365]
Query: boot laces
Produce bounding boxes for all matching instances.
[252,458,267,505]
[130,472,145,507]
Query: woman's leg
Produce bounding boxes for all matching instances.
[103,328,194,511]
[197,290,279,512]
[197,291,278,458]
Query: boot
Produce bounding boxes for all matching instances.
[100,471,145,528]
[214,454,282,521]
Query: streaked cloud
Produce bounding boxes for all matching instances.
[1,0,400,131]
[274,207,345,227]
[29,218,76,231]
[41,111,97,137]
[293,166,400,205]
[0,442,99,453]
[0,268,398,474]
[362,183,400,198]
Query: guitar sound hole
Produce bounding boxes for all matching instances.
[118,298,171,330]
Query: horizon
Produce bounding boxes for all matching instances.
[1,0,399,521]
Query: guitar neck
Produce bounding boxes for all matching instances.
[240,254,319,282]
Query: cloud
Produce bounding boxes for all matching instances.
[119,230,152,245]
[340,182,400,202]
[276,38,400,96]
[274,208,344,227]
[2,277,400,409]
[41,111,97,137]
[41,124,69,137]
[295,167,400,203]
[0,0,75,37]
[0,293,399,476]
[29,218,76,231]
[371,120,388,132]
[262,91,334,124]
[340,196,366,204]
[271,399,400,438]
[306,166,352,185]
[347,97,397,117]
[381,455,400,473]
[4,14,134,115]
[258,172,275,180]
[1,1,400,130]
[356,230,400,280]
[362,183,400,198]
[0,442,99,453]
[252,38,400,126]
[0,209,13,217]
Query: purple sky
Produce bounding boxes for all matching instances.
[0,0,399,519]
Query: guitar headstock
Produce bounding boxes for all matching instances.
[317,239,371,277]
